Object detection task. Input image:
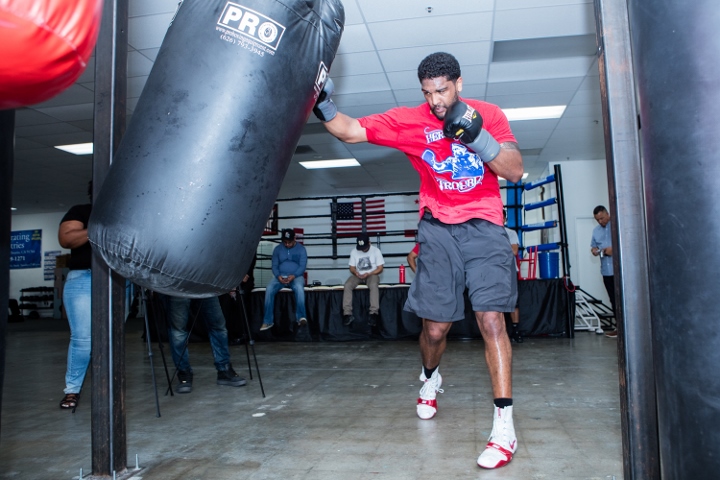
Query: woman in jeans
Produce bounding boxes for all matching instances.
[58,202,92,410]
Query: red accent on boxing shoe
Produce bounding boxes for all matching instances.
[477,442,514,469]
[417,397,438,419]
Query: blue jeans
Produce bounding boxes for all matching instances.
[263,277,306,324]
[166,296,231,372]
[63,269,92,394]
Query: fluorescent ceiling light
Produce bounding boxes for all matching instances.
[503,106,566,121]
[300,159,360,169]
[55,143,94,155]
[10,207,17,211]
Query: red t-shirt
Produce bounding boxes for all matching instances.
[359,98,516,225]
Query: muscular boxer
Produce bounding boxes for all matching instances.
[314,52,523,469]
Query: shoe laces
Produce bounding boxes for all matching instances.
[419,375,444,400]
[488,407,515,448]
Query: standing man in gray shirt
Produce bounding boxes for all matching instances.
[590,205,616,337]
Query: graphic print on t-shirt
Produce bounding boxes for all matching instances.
[357,256,373,273]
[421,143,484,193]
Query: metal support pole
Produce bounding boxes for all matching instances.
[360,196,367,234]
[91,0,128,475]
[594,0,659,478]
[552,165,575,338]
[0,109,15,438]
[330,198,338,259]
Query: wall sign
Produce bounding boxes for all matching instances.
[10,229,42,269]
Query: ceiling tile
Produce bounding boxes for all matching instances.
[386,70,421,90]
[333,90,397,108]
[341,0,364,25]
[489,56,595,83]
[377,42,491,73]
[497,0,592,9]
[15,123,85,138]
[13,138,50,151]
[128,76,149,98]
[138,48,161,61]
[129,0,180,17]
[332,74,391,94]
[493,3,596,41]
[34,104,95,122]
[331,52,384,77]
[14,109,63,127]
[487,77,584,96]
[459,84,489,100]
[33,85,94,108]
[368,13,493,50]
[128,51,155,77]
[336,24,375,54]
[358,0,493,22]
[493,34,596,62]
[487,90,575,109]
[128,13,174,50]
[562,103,603,118]
[29,131,94,148]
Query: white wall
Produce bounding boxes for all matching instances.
[9,212,69,301]
[548,160,611,306]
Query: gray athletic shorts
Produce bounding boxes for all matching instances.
[404,212,518,322]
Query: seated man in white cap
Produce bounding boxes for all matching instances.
[343,233,385,326]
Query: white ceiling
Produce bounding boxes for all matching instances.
[11,0,605,214]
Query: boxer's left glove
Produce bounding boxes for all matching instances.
[443,101,500,162]
[313,77,337,122]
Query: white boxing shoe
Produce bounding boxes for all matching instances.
[477,405,517,469]
[416,369,443,420]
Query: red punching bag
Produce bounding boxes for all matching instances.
[0,0,103,109]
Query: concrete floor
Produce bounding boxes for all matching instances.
[1,318,623,480]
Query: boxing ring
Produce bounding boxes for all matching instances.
[247,279,573,341]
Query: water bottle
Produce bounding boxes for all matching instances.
[399,264,406,283]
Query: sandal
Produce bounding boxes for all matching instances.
[60,393,80,411]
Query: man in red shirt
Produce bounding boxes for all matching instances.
[314,52,523,469]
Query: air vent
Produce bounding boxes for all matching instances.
[493,34,596,62]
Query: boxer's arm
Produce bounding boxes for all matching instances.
[485,142,523,184]
[323,112,368,144]
[313,77,367,143]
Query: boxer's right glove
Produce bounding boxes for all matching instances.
[443,101,500,162]
[313,77,337,122]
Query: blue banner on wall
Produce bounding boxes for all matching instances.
[10,229,42,269]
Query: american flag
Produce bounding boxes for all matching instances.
[335,199,386,236]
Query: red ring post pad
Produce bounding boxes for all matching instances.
[0,0,103,109]
[88,0,344,298]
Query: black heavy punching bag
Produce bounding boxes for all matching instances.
[88,0,344,297]
[629,0,720,476]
